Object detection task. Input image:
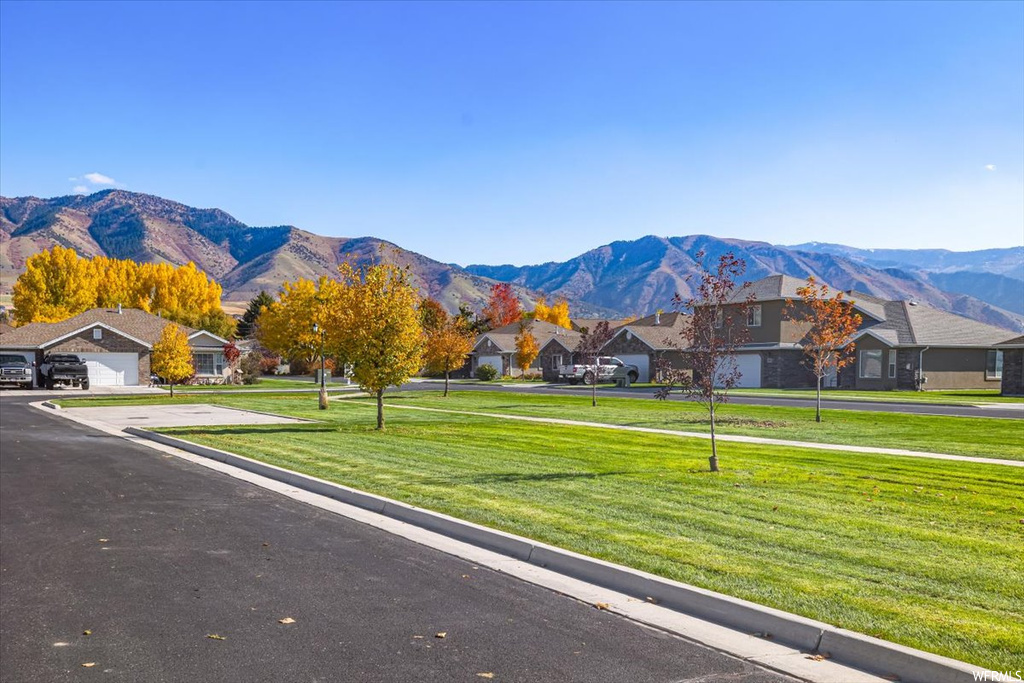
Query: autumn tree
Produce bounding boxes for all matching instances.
[152,325,194,397]
[656,251,751,472]
[784,277,863,423]
[222,341,242,384]
[12,246,97,323]
[575,320,614,407]
[481,283,522,329]
[257,277,342,364]
[419,298,448,333]
[533,297,572,329]
[423,306,475,397]
[514,323,540,379]
[237,290,275,339]
[334,262,423,430]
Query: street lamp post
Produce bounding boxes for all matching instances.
[312,322,328,410]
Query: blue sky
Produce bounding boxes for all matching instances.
[1,1,1021,266]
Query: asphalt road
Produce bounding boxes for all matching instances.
[397,381,1024,420]
[0,396,793,683]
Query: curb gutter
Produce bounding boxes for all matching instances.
[124,426,987,683]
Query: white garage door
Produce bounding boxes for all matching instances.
[615,354,650,383]
[734,353,762,388]
[77,352,139,386]
[477,355,503,373]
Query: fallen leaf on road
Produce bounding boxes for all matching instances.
[262,542,270,547]
[645,596,659,604]
[206,634,226,640]
[278,617,296,624]
[412,635,424,639]
[594,602,610,610]
[82,663,96,667]
[98,539,108,543]
[435,632,447,639]
[477,674,495,679]
[461,574,470,579]
[83,630,92,636]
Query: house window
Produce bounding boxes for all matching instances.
[714,309,724,329]
[859,349,883,379]
[550,354,562,370]
[195,353,215,375]
[888,350,897,379]
[93,328,102,340]
[986,350,1003,380]
[746,305,762,327]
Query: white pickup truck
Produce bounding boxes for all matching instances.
[558,356,639,385]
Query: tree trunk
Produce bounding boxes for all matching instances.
[319,386,329,410]
[444,371,450,397]
[169,382,174,398]
[708,401,719,472]
[815,375,822,423]
[376,389,385,431]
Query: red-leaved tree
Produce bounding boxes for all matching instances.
[222,341,241,384]
[481,283,522,329]
[656,251,751,472]
[784,277,862,423]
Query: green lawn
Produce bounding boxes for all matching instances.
[58,391,1024,668]
[170,378,357,392]
[730,388,1023,405]
[382,391,1024,461]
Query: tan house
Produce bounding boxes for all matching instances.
[469,319,581,380]
[0,307,230,387]
[600,311,689,383]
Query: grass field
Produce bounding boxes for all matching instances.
[729,387,1022,405]
[57,390,1024,668]
[173,378,355,391]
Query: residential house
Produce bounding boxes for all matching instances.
[470,319,581,380]
[712,274,1015,390]
[600,311,689,383]
[0,307,230,387]
[995,335,1023,396]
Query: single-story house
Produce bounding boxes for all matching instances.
[0,307,230,387]
[470,319,581,380]
[996,335,1024,396]
[600,311,689,383]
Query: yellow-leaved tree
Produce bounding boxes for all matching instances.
[422,302,475,397]
[151,325,194,397]
[257,277,343,364]
[533,297,571,329]
[12,246,97,323]
[514,324,540,379]
[335,262,423,430]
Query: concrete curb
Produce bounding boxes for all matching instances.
[41,401,60,410]
[124,426,987,683]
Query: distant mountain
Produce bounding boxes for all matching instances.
[787,242,1024,280]
[0,190,541,314]
[466,235,1023,332]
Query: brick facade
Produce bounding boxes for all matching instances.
[1002,349,1024,396]
[760,350,816,389]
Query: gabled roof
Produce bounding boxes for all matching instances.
[474,319,581,354]
[0,308,199,350]
[606,311,688,351]
[853,301,1013,347]
[997,335,1024,348]
[729,274,809,303]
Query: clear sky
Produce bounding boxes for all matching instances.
[1,1,1022,266]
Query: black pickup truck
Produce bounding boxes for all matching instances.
[38,353,90,390]
[0,352,34,389]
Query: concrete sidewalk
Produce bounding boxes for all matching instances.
[380,403,1023,467]
[61,403,307,428]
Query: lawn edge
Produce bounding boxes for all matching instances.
[122,423,987,683]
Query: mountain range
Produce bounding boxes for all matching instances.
[1,190,1021,332]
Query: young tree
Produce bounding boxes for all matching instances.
[152,325,194,397]
[533,297,572,329]
[335,262,423,430]
[222,341,242,384]
[419,298,448,333]
[237,290,275,339]
[575,321,614,407]
[481,283,522,329]
[656,251,751,472]
[784,277,863,423]
[423,315,475,396]
[514,324,540,379]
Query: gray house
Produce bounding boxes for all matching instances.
[470,319,581,379]
[0,307,230,387]
[600,311,689,383]
[996,335,1024,396]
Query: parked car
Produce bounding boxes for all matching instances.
[558,356,639,385]
[38,353,90,390]
[0,352,34,389]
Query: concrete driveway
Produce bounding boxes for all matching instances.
[60,403,306,429]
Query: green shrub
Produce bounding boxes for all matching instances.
[475,363,498,381]
[239,352,263,385]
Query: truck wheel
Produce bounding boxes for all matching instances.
[628,371,639,383]
[583,371,595,385]
[568,378,578,385]
[45,377,54,390]
[81,380,90,391]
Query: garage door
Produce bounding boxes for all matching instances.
[477,355,503,374]
[77,352,139,386]
[734,353,761,388]
[615,354,650,383]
